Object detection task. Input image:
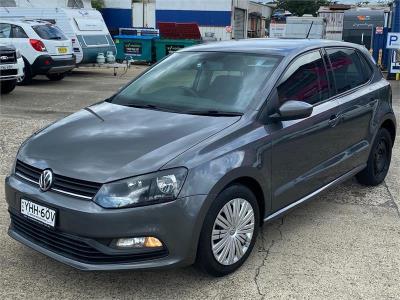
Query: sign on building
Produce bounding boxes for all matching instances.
[269,23,286,38]
[387,33,400,49]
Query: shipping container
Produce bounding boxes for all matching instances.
[343,9,385,49]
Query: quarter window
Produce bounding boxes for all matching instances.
[326,48,370,95]
[12,25,28,38]
[0,23,11,38]
[277,51,329,105]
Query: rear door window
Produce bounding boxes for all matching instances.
[277,50,330,105]
[32,24,67,40]
[358,51,374,82]
[326,48,370,95]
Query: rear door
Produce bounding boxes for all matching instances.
[10,24,30,57]
[31,24,72,57]
[270,50,343,211]
[324,47,376,173]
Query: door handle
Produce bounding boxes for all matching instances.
[329,114,341,127]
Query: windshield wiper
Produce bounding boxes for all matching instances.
[125,103,178,113]
[185,110,243,117]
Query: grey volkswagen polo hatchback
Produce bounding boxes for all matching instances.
[5,39,396,276]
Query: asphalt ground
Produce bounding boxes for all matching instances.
[0,68,399,299]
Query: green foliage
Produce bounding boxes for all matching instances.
[91,0,105,10]
[275,0,332,17]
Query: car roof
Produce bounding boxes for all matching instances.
[0,19,50,26]
[181,38,365,56]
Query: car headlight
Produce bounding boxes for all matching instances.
[93,168,188,209]
[16,49,22,59]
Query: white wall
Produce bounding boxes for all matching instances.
[156,0,232,11]
[103,0,131,9]
[199,26,231,41]
[11,0,92,8]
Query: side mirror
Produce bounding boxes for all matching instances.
[270,100,313,121]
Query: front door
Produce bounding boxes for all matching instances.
[270,50,342,211]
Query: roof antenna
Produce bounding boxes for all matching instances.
[306,21,314,39]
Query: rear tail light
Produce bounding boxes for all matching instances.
[29,39,47,52]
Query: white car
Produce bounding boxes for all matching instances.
[0,20,75,84]
[0,43,24,94]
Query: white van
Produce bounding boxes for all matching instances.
[0,0,116,64]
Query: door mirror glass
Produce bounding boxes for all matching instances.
[271,100,313,121]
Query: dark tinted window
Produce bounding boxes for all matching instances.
[32,24,67,40]
[12,25,28,38]
[326,48,370,94]
[277,51,329,105]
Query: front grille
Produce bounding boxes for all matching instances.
[0,69,17,76]
[10,212,168,264]
[0,51,17,64]
[15,160,102,200]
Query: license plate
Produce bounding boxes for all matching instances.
[20,199,56,227]
[58,47,68,54]
[0,64,14,70]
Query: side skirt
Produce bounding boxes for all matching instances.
[263,164,366,223]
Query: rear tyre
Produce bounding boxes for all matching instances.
[0,80,17,94]
[196,185,259,277]
[356,128,392,186]
[46,73,66,81]
[18,58,33,85]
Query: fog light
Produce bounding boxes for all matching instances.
[116,237,163,249]
[144,236,163,248]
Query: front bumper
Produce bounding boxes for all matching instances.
[31,55,76,76]
[5,174,208,270]
[0,58,24,81]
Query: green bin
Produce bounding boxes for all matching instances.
[114,35,158,63]
[155,39,201,61]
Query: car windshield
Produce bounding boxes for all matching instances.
[110,52,281,115]
[32,24,67,40]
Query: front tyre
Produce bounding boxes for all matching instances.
[356,128,392,186]
[196,185,259,277]
[0,80,17,94]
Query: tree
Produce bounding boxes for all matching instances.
[91,0,105,10]
[275,0,332,17]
